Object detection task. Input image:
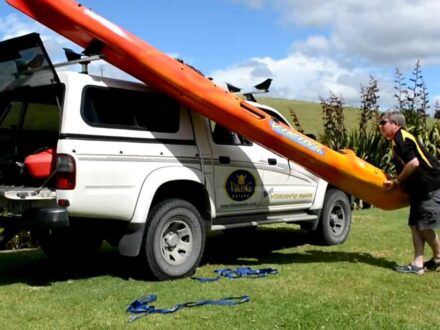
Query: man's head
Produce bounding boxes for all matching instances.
[378,110,405,140]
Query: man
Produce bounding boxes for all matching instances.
[379,110,440,275]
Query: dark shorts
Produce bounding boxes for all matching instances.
[409,189,440,230]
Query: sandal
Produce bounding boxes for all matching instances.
[424,258,440,271]
[393,264,424,275]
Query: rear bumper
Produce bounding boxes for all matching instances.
[0,207,69,230]
[23,208,69,229]
[0,207,69,247]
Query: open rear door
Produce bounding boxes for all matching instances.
[0,33,59,92]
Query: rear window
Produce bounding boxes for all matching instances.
[81,86,180,133]
[0,33,59,93]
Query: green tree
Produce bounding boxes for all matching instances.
[434,100,440,120]
[394,60,428,137]
[319,92,346,150]
[358,76,380,138]
[345,76,393,172]
[288,106,304,133]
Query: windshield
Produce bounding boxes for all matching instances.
[0,33,59,92]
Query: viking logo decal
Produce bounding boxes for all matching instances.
[226,170,256,201]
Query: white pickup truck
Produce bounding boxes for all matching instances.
[0,33,351,279]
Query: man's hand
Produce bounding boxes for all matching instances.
[384,179,398,190]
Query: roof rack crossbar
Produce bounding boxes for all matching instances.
[53,54,104,74]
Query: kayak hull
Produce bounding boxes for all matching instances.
[6,0,409,210]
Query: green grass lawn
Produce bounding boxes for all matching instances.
[256,97,362,136]
[1,207,440,329]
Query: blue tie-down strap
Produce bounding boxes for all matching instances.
[127,294,250,322]
[192,266,278,282]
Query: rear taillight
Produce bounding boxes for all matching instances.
[56,154,76,190]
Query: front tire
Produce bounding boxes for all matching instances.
[315,189,351,245]
[141,199,205,280]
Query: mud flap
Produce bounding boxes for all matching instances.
[118,222,146,257]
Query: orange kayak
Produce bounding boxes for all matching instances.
[6,0,409,210]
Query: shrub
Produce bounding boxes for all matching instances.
[318,92,347,150]
[0,230,37,250]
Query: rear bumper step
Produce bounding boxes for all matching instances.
[22,208,69,229]
[0,207,69,238]
[0,207,69,247]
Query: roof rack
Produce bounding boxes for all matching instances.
[226,78,272,102]
[52,54,104,74]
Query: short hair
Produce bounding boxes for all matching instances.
[380,110,406,128]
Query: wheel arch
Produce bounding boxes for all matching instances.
[309,179,328,210]
[327,184,353,207]
[118,166,213,257]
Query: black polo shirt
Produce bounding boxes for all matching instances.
[392,128,440,198]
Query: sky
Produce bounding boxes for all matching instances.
[1,0,440,113]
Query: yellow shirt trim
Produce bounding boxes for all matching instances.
[392,129,432,168]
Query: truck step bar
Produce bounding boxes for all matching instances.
[211,212,318,231]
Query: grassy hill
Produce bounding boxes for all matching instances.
[255,97,362,136]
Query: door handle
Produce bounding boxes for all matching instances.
[219,156,231,164]
[268,158,277,165]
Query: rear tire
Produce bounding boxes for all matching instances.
[141,199,205,280]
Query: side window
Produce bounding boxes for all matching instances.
[259,108,290,126]
[210,121,252,146]
[82,87,180,133]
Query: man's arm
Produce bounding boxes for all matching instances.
[384,157,419,190]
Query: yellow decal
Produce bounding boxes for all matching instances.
[269,192,314,200]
